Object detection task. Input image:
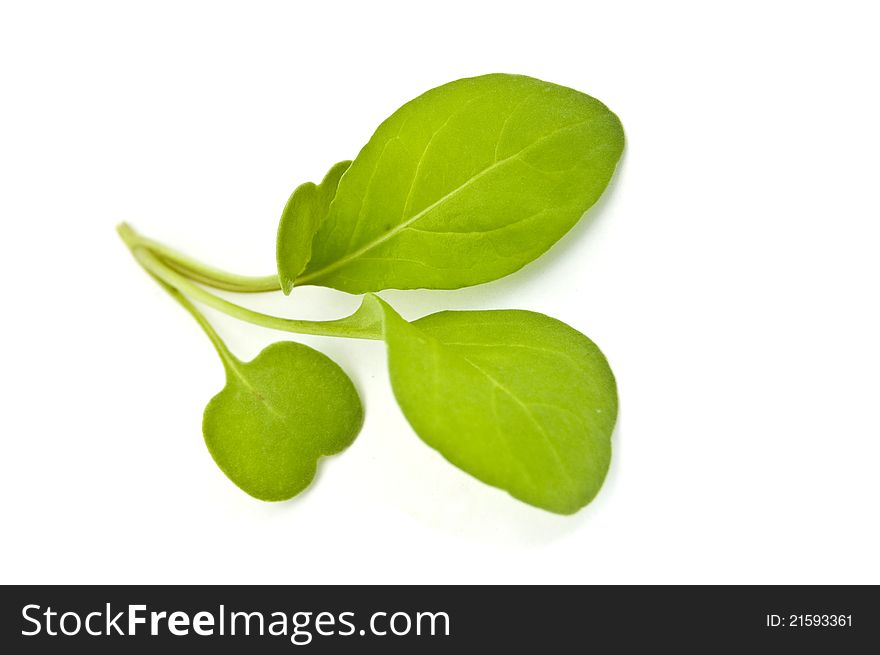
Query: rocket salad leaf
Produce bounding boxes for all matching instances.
[203,340,363,502]
[294,73,623,293]
[117,73,624,514]
[376,298,616,514]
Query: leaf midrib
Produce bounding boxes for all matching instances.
[227,361,287,422]
[298,116,595,284]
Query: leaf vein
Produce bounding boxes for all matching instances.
[438,340,586,372]
[460,356,577,488]
[400,90,491,221]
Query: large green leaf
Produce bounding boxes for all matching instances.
[294,73,624,293]
[375,297,617,514]
[203,341,363,501]
[276,160,351,294]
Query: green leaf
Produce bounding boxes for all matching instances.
[295,73,624,293]
[375,296,617,514]
[276,160,351,294]
[203,341,363,501]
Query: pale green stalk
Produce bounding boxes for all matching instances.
[117,224,384,341]
[119,223,280,293]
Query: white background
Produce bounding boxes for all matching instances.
[1,1,878,584]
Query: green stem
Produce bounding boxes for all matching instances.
[119,227,384,341]
[119,223,281,293]
[147,272,240,372]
